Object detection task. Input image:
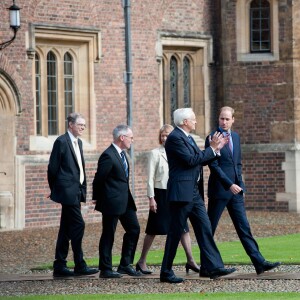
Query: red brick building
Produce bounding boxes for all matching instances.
[0,0,297,230]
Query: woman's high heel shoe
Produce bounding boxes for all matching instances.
[136,262,153,275]
[185,263,200,273]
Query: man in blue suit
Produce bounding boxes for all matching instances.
[48,112,98,277]
[205,106,281,275]
[160,108,236,283]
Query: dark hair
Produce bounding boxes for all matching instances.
[67,112,84,127]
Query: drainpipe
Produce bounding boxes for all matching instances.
[123,0,135,193]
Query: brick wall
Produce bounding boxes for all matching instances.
[0,0,292,228]
[212,0,292,212]
[243,152,288,211]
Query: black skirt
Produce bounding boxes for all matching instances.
[145,188,189,235]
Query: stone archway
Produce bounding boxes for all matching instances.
[0,72,18,229]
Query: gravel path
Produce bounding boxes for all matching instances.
[0,211,300,296]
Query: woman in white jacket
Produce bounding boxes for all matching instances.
[136,124,199,274]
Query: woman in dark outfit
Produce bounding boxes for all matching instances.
[136,124,199,274]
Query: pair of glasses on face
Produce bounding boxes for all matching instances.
[76,123,86,128]
[123,135,134,141]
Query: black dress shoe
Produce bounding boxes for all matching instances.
[74,266,99,276]
[199,268,210,277]
[255,261,281,275]
[99,270,123,278]
[117,264,142,276]
[53,267,74,277]
[209,267,237,279]
[136,263,153,274]
[160,274,184,284]
[185,263,200,273]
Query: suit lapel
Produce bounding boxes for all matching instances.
[225,143,232,157]
[159,146,167,162]
[231,132,239,161]
[65,133,77,162]
[176,127,196,153]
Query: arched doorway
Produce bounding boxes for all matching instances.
[0,72,20,229]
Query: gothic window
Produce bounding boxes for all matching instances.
[170,56,178,124]
[250,0,271,53]
[163,51,194,126]
[30,25,100,149]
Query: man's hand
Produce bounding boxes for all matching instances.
[149,197,157,213]
[230,184,243,195]
[209,132,228,152]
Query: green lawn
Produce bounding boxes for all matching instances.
[20,234,300,300]
[36,233,299,269]
[1,292,300,300]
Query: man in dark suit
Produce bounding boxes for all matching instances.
[160,108,236,284]
[48,112,98,277]
[93,124,141,278]
[205,106,281,275]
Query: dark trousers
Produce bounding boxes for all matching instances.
[208,194,265,267]
[161,185,224,277]
[99,208,140,271]
[54,203,86,270]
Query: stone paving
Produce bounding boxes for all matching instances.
[0,211,300,295]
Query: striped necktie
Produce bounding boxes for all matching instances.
[120,151,129,178]
[223,132,233,154]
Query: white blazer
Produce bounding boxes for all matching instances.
[147,146,169,198]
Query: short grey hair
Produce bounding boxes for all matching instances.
[173,108,194,126]
[112,124,131,140]
[67,112,84,127]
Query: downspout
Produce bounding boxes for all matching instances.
[123,0,135,193]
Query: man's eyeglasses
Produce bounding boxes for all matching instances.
[76,123,86,128]
[123,135,134,141]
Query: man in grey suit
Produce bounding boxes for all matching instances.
[48,112,98,277]
[93,124,141,278]
[205,106,281,275]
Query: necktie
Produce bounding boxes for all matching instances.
[188,135,195,147]
[74,140,84,184]
[120,151,129,178]
[223,132,233,154]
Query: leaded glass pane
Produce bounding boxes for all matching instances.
[261,19,269,29]
[250,0,270,53]
[183,56,191,108]
[170,56,178,124]
[64,52,74,130]
[35,54,41,135]
[47,51,58,135]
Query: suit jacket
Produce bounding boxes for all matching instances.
[93,144,136,215]
[147,146,169,197]
[47,132,87,205]
[165,127,216,203]
[205,129,246,200]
